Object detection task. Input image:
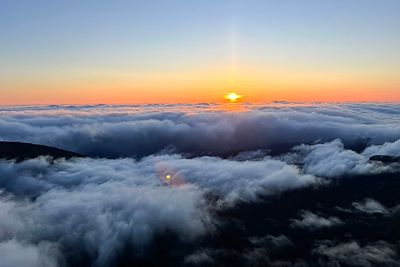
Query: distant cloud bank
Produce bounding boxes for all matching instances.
[0,103,399,158]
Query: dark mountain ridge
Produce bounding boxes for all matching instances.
[0,141,82,160]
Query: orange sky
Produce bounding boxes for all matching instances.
[1,67,399,105]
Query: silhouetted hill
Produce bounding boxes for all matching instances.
[0,141,82,160]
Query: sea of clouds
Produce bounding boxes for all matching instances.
[1,103,400,158]
[0,103,399,266]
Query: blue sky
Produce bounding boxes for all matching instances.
[1,0,399,103]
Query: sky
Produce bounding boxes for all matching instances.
[0,0,399,104]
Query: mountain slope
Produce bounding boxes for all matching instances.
[0,141,82,160]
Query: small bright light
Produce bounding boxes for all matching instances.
[165,174,171,180]
[224,92,243,102]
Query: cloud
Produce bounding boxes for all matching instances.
[142,155,318,204]
[352,199,389,215]
[313,241,400,267]
[0,154,318,266]
[288,139,398,178]
[183,250,215,266]
[0,157,212,266]
[1,103,400,266]
[243,235,303,267]
[291,211,343,229]
[363,139,400,158]
[0,239,59,267]
[0,155,318,203]
[1,103,400,158]
[293,140,373,177]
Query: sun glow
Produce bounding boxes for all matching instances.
[224,92,243,102]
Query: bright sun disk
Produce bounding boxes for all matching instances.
[224,92,243,102]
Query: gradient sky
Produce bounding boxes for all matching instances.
[1,0,400,104]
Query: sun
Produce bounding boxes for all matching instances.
[224,92,243,102]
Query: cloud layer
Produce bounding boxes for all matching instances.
[1,103,400,266]
[0,154,318,266]
[1,103,400,158]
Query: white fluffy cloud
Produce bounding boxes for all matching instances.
[0,157,211,266]
[363,139,400,158]
[288,139,398,178]
[0,154,318,266]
